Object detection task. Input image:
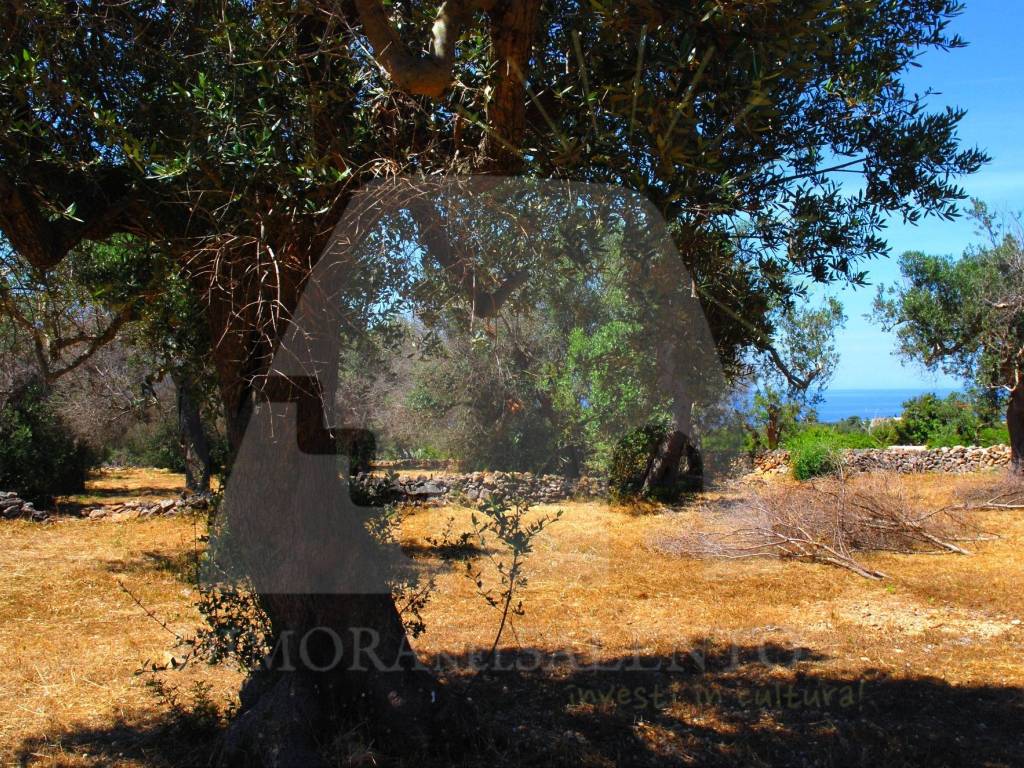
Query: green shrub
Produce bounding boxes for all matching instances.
[785,425,878,481]
[978,424,1011,447]
[868,420,901,447]
[890,392,1012,448]
[0,381,97,505]
[897,393,981,446]
[608,422,666,499]
[925,425,966,449]
[114,415,186,471]
[108,412,229,474]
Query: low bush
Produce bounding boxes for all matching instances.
[785,425,878,480]
[118,415,186,471]
[106,410,229,474]
[0,380,98,505]
[868,419,901,447]
[608,422,667,499]
[896,392,1004,447]
[978,424,1011,448]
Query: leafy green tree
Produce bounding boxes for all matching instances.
[403,323,561,472]
[0,240,135,394]
[0,0,988,756]
[749,299,846,450]
[0,377,95,504]
[554,320,667,470]
[875,204,1024,468]
[893,392,986,447]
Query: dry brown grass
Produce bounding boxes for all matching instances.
[3,469,1024,766]
[0,469,242,767]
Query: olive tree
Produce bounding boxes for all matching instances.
[749,298,846,450]
[0,1,986,761]
[875,203,1024,469]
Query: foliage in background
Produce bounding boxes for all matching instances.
[875,205,1024,394]
[895,391,1007,448]
[747,299,846,450]
[874,203,1024,463]
[552,320,670,473]
[785,424,878,480]
[106,410,229,473]
[403,327,560,473]
[0,379,97,504]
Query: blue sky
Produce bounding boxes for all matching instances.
[824,0,1024,390]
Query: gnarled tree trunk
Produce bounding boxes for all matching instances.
[172,371,212,493]
[1009,384,1024,472]
[640,395,702,496]
[194,247,444,767]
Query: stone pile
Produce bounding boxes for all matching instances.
[81,495,210,521]
[0,491,47,522]
[352,471,608,505]
[754,444,1013,476]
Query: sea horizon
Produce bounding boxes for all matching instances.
[816,386,960,423]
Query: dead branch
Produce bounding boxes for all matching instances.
[662,474,987,579]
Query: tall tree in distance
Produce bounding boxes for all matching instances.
[750,299,846,450]
[875,203,1024,470]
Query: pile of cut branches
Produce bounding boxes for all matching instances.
[665,474,990,579]
[955,473,1024,511]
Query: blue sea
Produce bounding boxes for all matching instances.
[815,388,959,424]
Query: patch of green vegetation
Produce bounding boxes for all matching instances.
[0,381,98,505]
[785,425,879,480]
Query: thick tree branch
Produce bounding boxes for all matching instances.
[44,308,132,383]
[0,169,143,272]
[763,343,824,392]
[354,0,472,98]
[408,197,530,318]
[0,174,63,271]
[0,270,132,384]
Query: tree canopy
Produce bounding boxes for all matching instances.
[874,203,1024,466]
[0,0,992,761]
[2,0,985,377]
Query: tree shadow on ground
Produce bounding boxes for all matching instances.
[104,549,200,583]
[14,641,1024,767]
[71,487,181,500]
[433,640,1024,768]
[14,694,223,768]
[401,539,484,560]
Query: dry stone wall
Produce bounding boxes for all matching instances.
[80,495,210,521]
[0,491,47,522]
[9,447,1009,525]
[754,445,1013,476]
[353,471,608,505]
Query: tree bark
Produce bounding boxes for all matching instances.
[482,0,543,172]
[173,371,213,493]
[1009,384,1024,472]
[640,396,701,496]
[194,242,446,766]
[765,404,782,451]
